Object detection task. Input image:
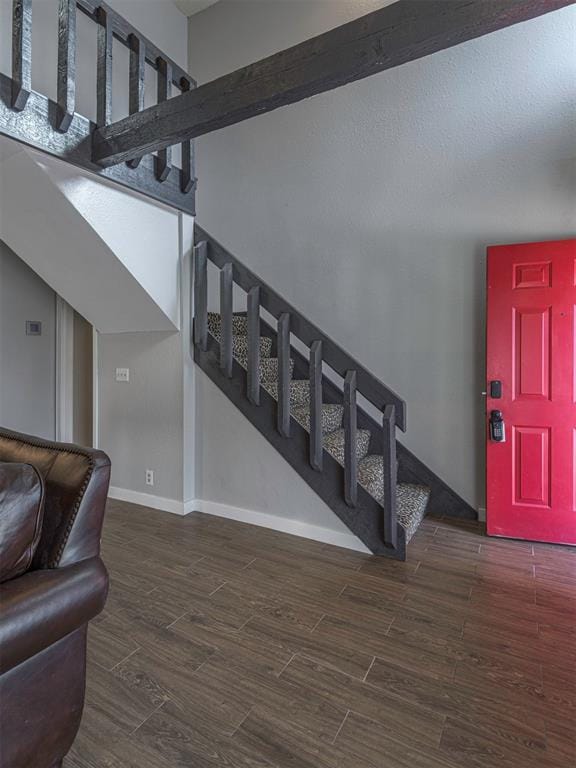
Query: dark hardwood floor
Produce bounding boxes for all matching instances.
[65,500,575,768]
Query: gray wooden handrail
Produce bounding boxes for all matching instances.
[194,226,407,431]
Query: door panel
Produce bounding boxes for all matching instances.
[513,261,551,289]
[513,307,550,400]
[487,239,576,545]
[512,426,550,508]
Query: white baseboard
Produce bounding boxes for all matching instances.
[108,486,188,515]
[190,499,370,553]
[108,487,369,552]
[477,507,486,522]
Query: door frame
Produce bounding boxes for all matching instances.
[55,295,74,442]
[485,238,576,544]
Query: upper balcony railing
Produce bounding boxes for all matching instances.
[2,0,196,213]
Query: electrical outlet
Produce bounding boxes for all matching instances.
[145,469,154,487]
[115,367,130,382]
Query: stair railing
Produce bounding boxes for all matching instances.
[193,228,404,549]
[4,1,196,210]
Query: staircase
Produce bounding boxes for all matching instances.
[193,227,477,560]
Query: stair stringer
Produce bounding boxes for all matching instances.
[195,336,406,559]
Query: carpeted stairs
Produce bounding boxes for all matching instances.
[208,313,430,543]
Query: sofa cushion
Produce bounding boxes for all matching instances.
[0,463,44,583]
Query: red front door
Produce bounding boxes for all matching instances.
[486,239,576,545]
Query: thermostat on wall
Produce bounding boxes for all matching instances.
[26,321,42,336]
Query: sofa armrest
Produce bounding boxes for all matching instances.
[0,558,108,674]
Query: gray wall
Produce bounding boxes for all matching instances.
[189,1,576,510]
[98,330,184,500]
[0,241,56,439]
[195,367,364,543]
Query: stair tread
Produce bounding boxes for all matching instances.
[233,335,273,361]
[395,483,431,542]
[233,356,295,383]
[207,313,273,363]
[207,314,288,380]
[257,357,294,382]
[323,428,371,463]
[358,454,430,542]
[292,404,344,435]
[262,379,310,407]
[208,312,248,337]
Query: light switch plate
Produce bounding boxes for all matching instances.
[115,367,130,382]
[26,321,42,336]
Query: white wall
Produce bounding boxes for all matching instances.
[189,1,576,511]
[0,241,56,439]
[0,146,181,333]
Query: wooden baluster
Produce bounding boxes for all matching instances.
[310,341,323,471]
[277,313,291,437]
[56,0,76,131]
[383,404,398,548]
[220,263,233,378]
[180,78,195,194]
[247,286,261,405]
[344,370,358,506]
[193,241,208,351]
[96,6,113,127]
[11,0,32,111]
[156,57,172,182]
[126,33,145,168]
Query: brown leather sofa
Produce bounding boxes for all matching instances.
[0,428,111,768]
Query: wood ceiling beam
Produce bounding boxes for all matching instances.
[92,0,574,167]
